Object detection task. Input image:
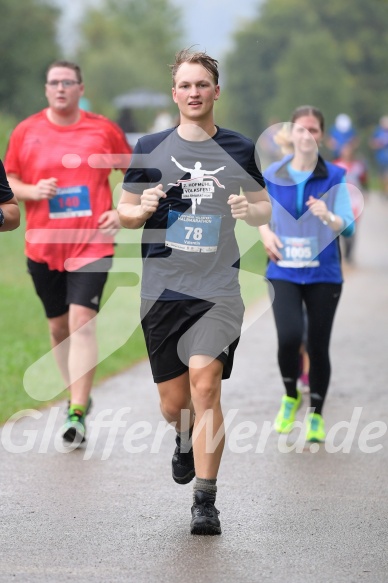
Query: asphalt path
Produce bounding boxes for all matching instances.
[1,192,387,583]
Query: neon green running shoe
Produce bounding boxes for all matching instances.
[306,413,326,442]
[62,398,92,445]
[274,390,302,433]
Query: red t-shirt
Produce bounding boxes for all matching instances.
[5,109,132,271]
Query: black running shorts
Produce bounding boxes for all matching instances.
[27,256,113,318]
[140,295,245,384]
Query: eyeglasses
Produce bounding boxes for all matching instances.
[46,80,80,88]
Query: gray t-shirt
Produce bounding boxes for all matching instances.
[123,127,265,300]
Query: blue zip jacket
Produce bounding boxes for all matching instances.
[264,155,354,284]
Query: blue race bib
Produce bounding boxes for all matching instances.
[165,209,222,253]
[49,186,92,218]
[278,236,319,268]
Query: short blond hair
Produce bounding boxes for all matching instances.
[170,49,219,86]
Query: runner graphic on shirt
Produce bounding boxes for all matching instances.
[169,156,225,214]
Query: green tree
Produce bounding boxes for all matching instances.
[0,0,60,120]
[221,0,388,140]
[76,0,183,123]
[269,29,352,124]
[313,0,388,128]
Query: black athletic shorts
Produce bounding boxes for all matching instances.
[27,256,113,318]
[140,295,245,384]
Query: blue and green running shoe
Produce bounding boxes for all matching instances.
[274,390,302,433]
[306,413,326,442]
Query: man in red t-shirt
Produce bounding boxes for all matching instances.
[4,60,132,445]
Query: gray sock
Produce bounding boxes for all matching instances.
[193,477,217,501]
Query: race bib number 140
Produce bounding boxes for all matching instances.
[49,186,92,218]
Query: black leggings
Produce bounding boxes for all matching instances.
[270,279,342,415]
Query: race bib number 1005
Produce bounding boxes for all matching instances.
[277,236,320,268]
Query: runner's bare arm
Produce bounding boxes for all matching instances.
[228,189,272,226]
[7,173,58,201]
[117,184,167,229]
[98,209,121,236]
[258,223,283,262]
[0,197,20,231]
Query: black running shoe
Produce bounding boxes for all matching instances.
[172,432,195,485]
[190,490,221,535]
[62,398,92,446]
[62,409,86,445]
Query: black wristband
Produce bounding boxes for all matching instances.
[0,207,4,227]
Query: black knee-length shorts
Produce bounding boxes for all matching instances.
[140,295,245,384]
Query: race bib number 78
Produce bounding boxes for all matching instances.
[165,209,222,253]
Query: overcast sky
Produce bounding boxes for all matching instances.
[171,0,260,58]
[53,0,260,60]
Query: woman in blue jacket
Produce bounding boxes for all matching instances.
[259,105,355,442]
